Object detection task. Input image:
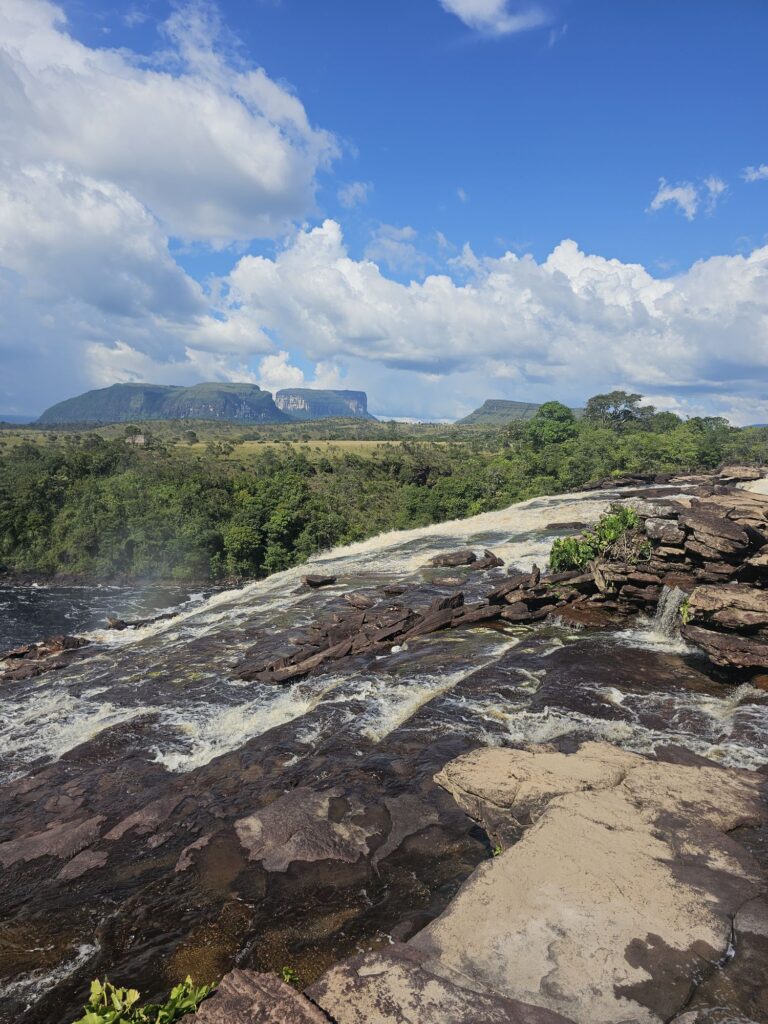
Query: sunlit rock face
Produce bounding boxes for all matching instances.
[309,744,768,1023]
[275,388,375,420]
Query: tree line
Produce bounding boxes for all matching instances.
[0,393,765,581]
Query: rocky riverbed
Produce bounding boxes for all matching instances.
[1,472,767,1024]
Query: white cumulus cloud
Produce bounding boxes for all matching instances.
[648,179,699,220]
[208,220,768,420]
[0,0,338,411]
[438,0,550,36]
[648,175,728,220]
[0,0,338,244]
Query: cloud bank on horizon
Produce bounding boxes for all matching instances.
[0,0,767,424]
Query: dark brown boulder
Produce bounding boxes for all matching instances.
[681,625,768,670]
[688,584,768,624]
[680,511,750,553]
[551,602,625,629]
[685,538,737,563]
[402,607,456,639]
[544,570,583,584]
[469,549,505,570]
[239,636,354,683]
[371,609,420,643]
[619,584,661,605]
[429,549,477,568]
[452,603,503,626]
[487,574,530,603]
[301,574,337,589]
[429,592,465,612]
[500,601,534,622]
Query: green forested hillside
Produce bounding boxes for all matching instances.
[1,395,765,581]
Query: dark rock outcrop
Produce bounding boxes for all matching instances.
[0,634,92,682]
[301,575,338,589]
[558,482,768,672]
[428,549,477,568]
[194,969,328,1024]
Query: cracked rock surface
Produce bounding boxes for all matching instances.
[310,742,768,1024]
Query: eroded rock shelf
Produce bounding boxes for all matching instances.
[1,469,767,1024]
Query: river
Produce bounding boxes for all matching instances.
[1,484,767,1023]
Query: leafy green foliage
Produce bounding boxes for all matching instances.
[549,505,640,571]
[0,397,765,582]
[71,977,214,1024]
[584,390,653,429]
[281,966,301,987]
[524,402,578,449]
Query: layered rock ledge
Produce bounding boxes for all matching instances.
[198,742,767,1024]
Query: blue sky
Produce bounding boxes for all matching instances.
[1,0,767,420]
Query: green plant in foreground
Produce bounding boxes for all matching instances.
[72,977,215,1024]
[549,505,640,572]
[491,844,503,857]
[679,596,691,625]
[281,966,301,987]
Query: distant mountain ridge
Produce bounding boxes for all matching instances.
[275,388,375,420]
[37,383,376,425]
[37,383,290,425]
[458,399,584,426]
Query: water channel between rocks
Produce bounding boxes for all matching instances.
[1,485,767,1024]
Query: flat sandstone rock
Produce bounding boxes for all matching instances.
[312,742,767,1024]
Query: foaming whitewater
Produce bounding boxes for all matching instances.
[613,585,690,655]
[1,482,766,784]
[652,586,687,640]
[448,685,768,770]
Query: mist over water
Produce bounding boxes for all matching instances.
[0,583,211,651]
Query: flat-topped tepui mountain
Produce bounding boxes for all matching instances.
[458,399,584,426]
[37,383,289,425]
[36,383,377,425]
[275,388,375,420]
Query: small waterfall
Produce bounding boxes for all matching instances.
[651,586,686,641]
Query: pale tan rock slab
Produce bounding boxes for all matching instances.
[413,741,766,1024]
